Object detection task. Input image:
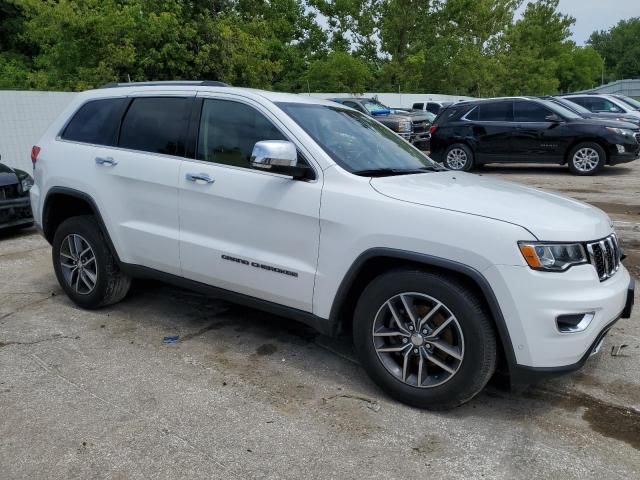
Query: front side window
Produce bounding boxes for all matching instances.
[197,99,286,168]
[277,102,439,174]
[478,102,514,122]
[412,103,424,110]
[119,97,191,155]
[577,96,624,113]
[514,101,553,122]
[62,98,127,146]
[426,103,440,114]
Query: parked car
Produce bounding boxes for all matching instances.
[562,93,640,121]
[545,96,640,127]
[412,101,452,116]
[330,97,431,149]
[429,96,640,175]
[0,155,34,231]
[31,82,634,409]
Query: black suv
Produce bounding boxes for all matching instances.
[429,97,640,175]
[0,157,34,231]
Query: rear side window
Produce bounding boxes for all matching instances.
[197,99,286,168]
[478,102,513,122]
[61,98,127,146]
[119,97,191,155]
[426,103,440,114]
[514,101,552,122]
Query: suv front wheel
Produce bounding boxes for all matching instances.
[52,215,131,309]
[568,142,606,175]
[353,270,497,409]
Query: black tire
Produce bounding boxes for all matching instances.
[443,143,475,171]
[567,142,606,176]
[52,215,131,309]
[353,270,497,410]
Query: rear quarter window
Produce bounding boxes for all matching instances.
[61,98,127,146]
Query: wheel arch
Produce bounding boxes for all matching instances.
[42,187,121,262]
[328,248,517,374]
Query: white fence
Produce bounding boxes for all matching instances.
[0,91,76,171]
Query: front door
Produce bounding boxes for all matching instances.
[511,101,564,162]
[178,96,322,312]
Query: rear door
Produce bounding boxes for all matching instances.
[472,101,515,161]
[511,101,564,161]
[92,93,193,275]
[177,94,322,312]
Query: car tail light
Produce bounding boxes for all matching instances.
[429,125,438,135]
[31,145,41,164]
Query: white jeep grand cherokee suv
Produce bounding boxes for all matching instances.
[30,82,634,409]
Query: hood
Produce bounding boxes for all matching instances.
[370,171,612,241]
[570,116,640,130]
[0,163,19,188]
[584,113,640,128]
[392,110,430,122]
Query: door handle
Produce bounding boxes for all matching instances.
[95,156,117,166]
[185,173,215,184]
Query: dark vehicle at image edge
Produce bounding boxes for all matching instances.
[0,156,34,230]
[429,97,640,175]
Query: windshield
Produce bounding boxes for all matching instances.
[362,100,390,114]
[277,102,439,174]
[552,98,590,115]
[539,99,581,119]
[614,95,640,110]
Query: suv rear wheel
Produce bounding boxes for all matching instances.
[52,215,131,309]
[353,270,497,409]
[568,142,606,175]
[443,143,474,171]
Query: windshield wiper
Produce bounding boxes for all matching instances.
[351,166,442,177]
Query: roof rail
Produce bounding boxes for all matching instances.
[99,80,229,89]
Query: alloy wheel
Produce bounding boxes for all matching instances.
[445,148,468,170]
[572,147,600,172]
[372,292,465,388]
[59,234,98,295]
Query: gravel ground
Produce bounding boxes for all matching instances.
[1,162,639,479]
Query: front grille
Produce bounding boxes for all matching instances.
[586,234,620,281]
[412,121,428,134]
[0,184,19,200]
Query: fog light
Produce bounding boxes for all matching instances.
[556,312,595,333]
[616,144,626,154]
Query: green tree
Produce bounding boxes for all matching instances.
[303,50,373,92]
[589,18,640,82]
[496,0,574,95]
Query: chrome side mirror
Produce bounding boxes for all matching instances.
[251,140,298,170]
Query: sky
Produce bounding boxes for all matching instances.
[518,0,640,45]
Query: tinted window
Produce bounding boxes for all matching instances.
[514,101,552,122]
[478,102,513,121]
[62,98,126,146]
[573,96,623,113]
[412,103,424,110]
[343,101,361,110]
[197,99,286,168]
[463,106,479,121]
[426,103,440,114]
[119,97,191,155]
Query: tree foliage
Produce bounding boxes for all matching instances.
[0,0,613,95]
[589,18,640,82]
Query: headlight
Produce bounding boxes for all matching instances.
[518,242,587,272]
[606,127,634,137]
[397,120,412,132]
[21,176,34,193]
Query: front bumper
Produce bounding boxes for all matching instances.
[484,262,633,373]
[0,196,33,229]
